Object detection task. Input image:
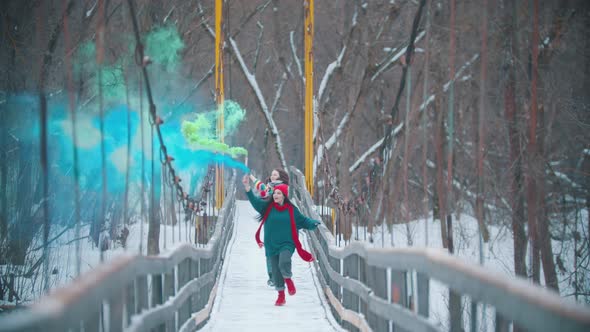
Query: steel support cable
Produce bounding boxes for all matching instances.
[124,1,223,249]
[62,0,82,274]
[126,0,206,219]
[379,0,426,172]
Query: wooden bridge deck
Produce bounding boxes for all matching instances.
[200,200,342,331]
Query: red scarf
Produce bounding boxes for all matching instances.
[255,202,314,262]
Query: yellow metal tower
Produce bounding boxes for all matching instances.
[304,0,314,197]
[215,0,224,209]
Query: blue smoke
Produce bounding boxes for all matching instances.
[3,93,249,199]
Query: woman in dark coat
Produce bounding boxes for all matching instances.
[242,175,320,306]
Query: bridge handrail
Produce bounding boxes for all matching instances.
[288,166,590,332]
[0,172,237,332]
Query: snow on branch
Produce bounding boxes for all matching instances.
[290,31,304,82]
[371,30,426,82]
[197,1,287,169]
[229,37,288,169]
[271,65,290,114]
[313,7,360,177]
[348,123,402,174]
[317,45,346,106]
[314,112,350,177]
[317,7,357,105]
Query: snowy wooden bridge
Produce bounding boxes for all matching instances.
[0,168,589,332]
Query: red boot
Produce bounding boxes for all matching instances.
[275,290,286,306]
[285,278,296,296]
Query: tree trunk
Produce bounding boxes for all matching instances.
[476,0,490,243]
[434,91,448,248]
[537,105,558,291]
[7,149,38,265]
[504,0,527,278]
[527,0,541,284]
[147,162,161,256]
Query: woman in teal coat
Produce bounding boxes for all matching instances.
[242,175,320,306]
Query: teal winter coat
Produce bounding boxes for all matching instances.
[247,190,319,258]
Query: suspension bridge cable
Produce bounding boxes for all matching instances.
[125,1,222,251]
[126,0,194,212]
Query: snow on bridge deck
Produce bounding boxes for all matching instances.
[200,200,343,332]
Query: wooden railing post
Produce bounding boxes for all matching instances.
[177,258,191,324]
[495,312,510,332]
[342,254,360,331]
[109,292,124,332]
[416,272,430,318]
[449,290,462,332]
[83,310,100,332]
[124,281,135,327]
[163,269,175,331]
[135,275,148,314]
[366,265,388,331]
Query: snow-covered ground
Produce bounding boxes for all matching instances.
[2,195,587,332]
[1,208,213,305]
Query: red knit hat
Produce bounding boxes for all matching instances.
[273,184,289,198]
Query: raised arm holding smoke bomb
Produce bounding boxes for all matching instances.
[245,168,290,287]
[242,174,320,306]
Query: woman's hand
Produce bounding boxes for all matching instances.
[242,175,251,191]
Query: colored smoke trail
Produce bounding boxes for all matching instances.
[1,23,250,226]
[181,100,248,158]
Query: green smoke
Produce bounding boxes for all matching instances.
[144,25,184,71]
[181,100,248,157]
[222,100,246,137]
[72,25,184,105]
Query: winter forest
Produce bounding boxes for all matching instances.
[1,0,589,318]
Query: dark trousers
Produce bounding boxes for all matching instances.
[269,250,293,291]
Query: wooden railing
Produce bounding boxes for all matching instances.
[0,173,237,332]
[288,166,590,332]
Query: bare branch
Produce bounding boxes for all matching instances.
[317,6,358,106]
[175,64,215,111]
[371,30,426,82]
[230,0,272,39]
[253,22,264,71]
[290,31,303,82]
[196,0,287,168]
[271,63,290,115]
[349,53,480,174]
